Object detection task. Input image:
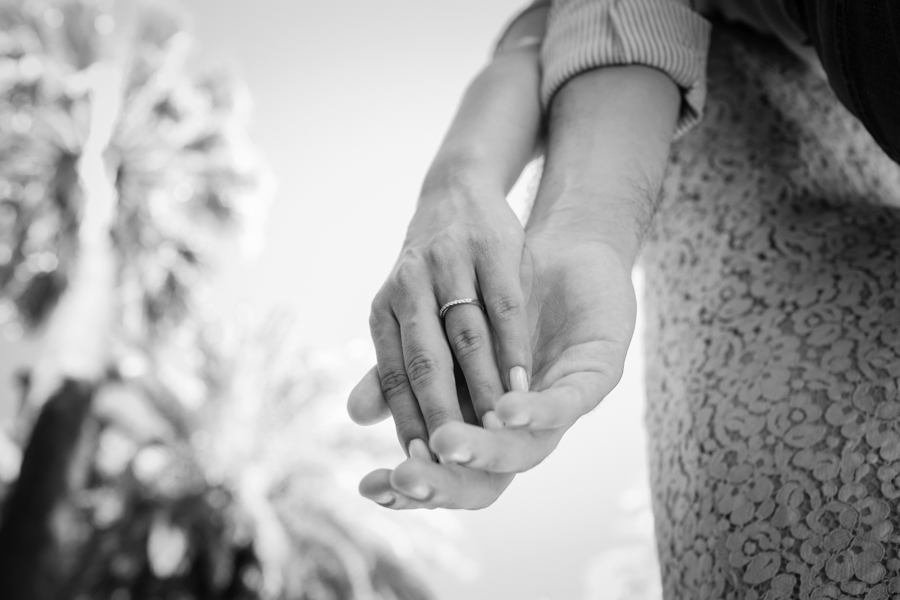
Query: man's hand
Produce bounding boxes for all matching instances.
[350,234,636,509]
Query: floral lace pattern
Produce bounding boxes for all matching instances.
[642,24,900,600]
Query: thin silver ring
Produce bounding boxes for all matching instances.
[439,298,485,319]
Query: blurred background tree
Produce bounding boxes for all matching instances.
[0,1,446,598]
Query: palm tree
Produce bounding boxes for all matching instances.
[0,2,442,598]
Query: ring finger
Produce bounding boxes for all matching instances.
[440,294,505,421]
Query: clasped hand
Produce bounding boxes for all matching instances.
[348,214,637,510]
[346,57,676,510]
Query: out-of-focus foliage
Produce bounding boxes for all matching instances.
[0,0,263,333]
[61,319,446,600]
[0,1,447,598]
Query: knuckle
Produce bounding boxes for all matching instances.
[489,292,521,321]
[427,234,457,261]
[450,326,487,360]
[405,350,439,387]
[392,260,425,296]
[368,303,389,332]
[421,404,454,429]
[379,367,411,401]
[425,232,468,273]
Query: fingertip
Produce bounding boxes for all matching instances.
[408,438,435,462]
[493,391,534,427]
[360,468,430,510]
[359,468,394,498]
[429,421,472,458]
[390,462,435,502]
[498,349,531,393]
[493,313,532,392]
[509,365,529,392]
[481,410,504,430]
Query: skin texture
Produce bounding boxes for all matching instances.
[350,63,682,510]
[357,236,636,510]
[361,41,545,458]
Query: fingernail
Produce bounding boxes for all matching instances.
[373,493,395,507]
[441,447,473,465]
[505,412,530,427]
[405,483,433,501]
[408,438,433,462]
[482,411,503,429]
[510,366,529,392]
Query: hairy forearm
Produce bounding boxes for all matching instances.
[527,65,681,265]
[421,44,544,201]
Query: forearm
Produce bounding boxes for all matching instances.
[421,25,546,201]
[527,65,681,265]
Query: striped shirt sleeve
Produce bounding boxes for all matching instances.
[541,0,711,137]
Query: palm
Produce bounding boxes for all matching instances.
[520,233,637,412]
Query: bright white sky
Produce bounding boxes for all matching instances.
[191,0,524,346]
[0,2,658,598]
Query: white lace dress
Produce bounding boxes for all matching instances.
[642,23,900,600]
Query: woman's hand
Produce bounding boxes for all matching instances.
[349,42,545,458]
[351,233,636,509]
[359,178,533,459]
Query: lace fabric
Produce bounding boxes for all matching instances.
[642,23,900,600]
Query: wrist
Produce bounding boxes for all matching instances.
[526,64,679,267]
[419,149,507,207]
[420,51,543,202]
[526,195,647,267]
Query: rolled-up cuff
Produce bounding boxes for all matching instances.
[542,0,711,138]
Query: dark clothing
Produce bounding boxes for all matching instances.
[791,0,900,162]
